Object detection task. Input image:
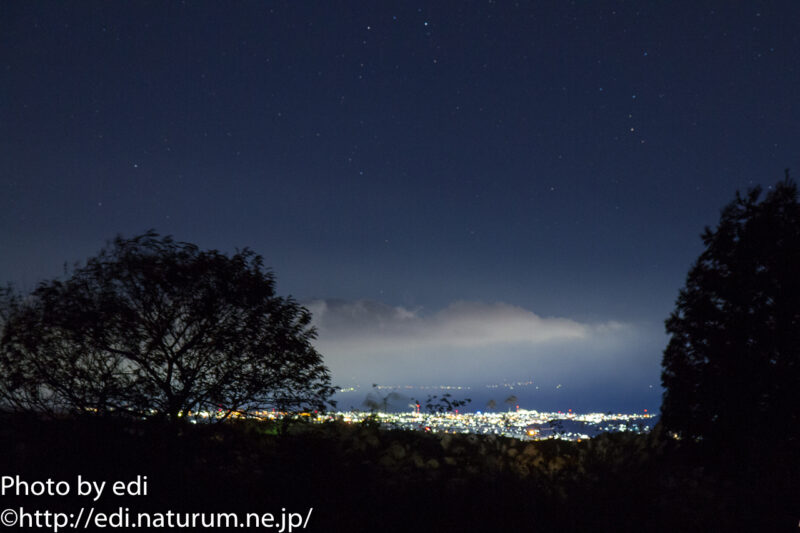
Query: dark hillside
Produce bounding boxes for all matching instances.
[2,416,796,532]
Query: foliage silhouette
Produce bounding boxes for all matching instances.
[416,393,471,414]
[0,285,13,324]
[0,231,335,420]
[362,384,409,415]
[661,174,800,450]
[504,394,518,411]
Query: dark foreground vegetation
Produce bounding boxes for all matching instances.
[2,414,797,532]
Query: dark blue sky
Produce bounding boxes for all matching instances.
[2,2,799,411]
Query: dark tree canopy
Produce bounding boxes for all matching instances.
[0,232,335,420]
[661,176,800,448]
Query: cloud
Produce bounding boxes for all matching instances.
[305,299,642,386]
[308,299,590,349]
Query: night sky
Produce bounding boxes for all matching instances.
[3,2,799,411]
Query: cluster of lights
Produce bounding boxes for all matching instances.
[310,408,655,441]
[178,406,654,441]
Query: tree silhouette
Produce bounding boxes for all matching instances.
[485,398,497,411]
[661,174,800,449]
[504,395,518,411]
[416,393,471,414]
[0,231,335,420]
[363,384,407,412]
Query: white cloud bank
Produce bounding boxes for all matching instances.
[306,299,642,385]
